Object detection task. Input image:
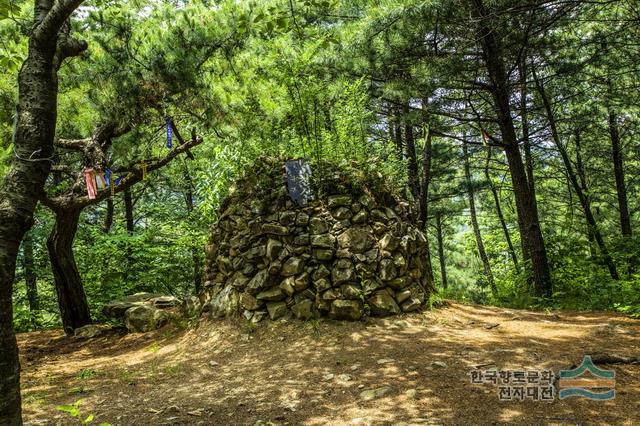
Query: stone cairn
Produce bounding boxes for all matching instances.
[201,157,434,322]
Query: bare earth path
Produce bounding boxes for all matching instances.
[18,302,640,425]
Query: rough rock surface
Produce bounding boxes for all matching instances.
[102,292,200,333]
[201,157,435,322]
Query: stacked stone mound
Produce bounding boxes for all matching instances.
[201,157,434,322]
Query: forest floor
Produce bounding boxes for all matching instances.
[17,301,640,426]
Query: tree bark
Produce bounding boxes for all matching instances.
[463,143,496,295]
[124,187,134,234]
[435,212,448,289]
[183,167,202,293]
[534,71,619,280]
[574,130,597,256]
[484,147,519,272]
[22,232,41,328]
[403,102,420,200]
[608,110,631,239]
[1,0,88,418]
[417,114,435,286]
[47,207,92,334]
[470,0,552,296]
[103,197,114,233]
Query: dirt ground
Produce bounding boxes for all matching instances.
[17,301,640,426]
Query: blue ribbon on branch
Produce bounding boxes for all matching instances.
[165,116,173,149]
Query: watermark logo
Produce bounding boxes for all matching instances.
[558,355,615,400]
[469,369,555,401]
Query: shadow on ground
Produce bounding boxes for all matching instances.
[18,302,640,426]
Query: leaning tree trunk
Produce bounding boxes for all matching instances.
[47,207,92,334]
[435,212,448,289]
[463,143,496,295]
[534,71,620,280]
[470,0,552,296]
[484,148,519,272]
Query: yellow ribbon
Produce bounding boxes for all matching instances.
[141,161,148,180]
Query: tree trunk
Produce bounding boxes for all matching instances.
[22,232,41,328]
[0,26,65,426]
[470,0,552,296]
[47,207,92,334]
[403,102,420,199]
[103,197,114,233]
[435,212,448,289]
[574,130,597,256]
[484,147,519,272]
[183,168,202,293]
[463,143,496,295]
[534,71,619,280]
[418,115,435,286]
[124,187,134,234]
[608,110,631,239]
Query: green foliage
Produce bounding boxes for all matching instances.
[56,399,111,425]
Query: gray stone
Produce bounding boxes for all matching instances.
[256,287,286,301]
[337,228,374,253]
[372,222,388,235]
[388,276,410,290]
[352,210,368,223]
[267,301,288,320]
[74,325,105,339]
[370,209,388,223]
[315,278,332,292]
[311,233,336,249]
[327,195,352,207]
[102,292,162,319]
[396,289,412,304]
[282,257,305,276]
[358,194,375,210]
[368,290,401,316]
[330,299,363,321]
[279,211,297,226]
[216,256,234,275]
[401,297,422,312]
[296,212,310,225]
[332,207,353,220]
[379,259,397,281]
[340,284,361,299]
[243,245,267,260]
[312,265,331,280]
[360,386,392,401]
[266,239,284,261]
[227,272,249,289]
[309,217,329,234]
[379,234,399,251]
[261,223,289,235]
[240,292,261,310]
[279,277,296,296]
[293,273,310,291]
[322,288,341,300]
[125,305,169,332]
[294,233,309,246]
[313,249,334,261]
[268,261,281,275]
[332,265,354,286]
[292,299,315,320]
[331,219,350,233]
[251,310,267,323]
[247,269,272,294]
